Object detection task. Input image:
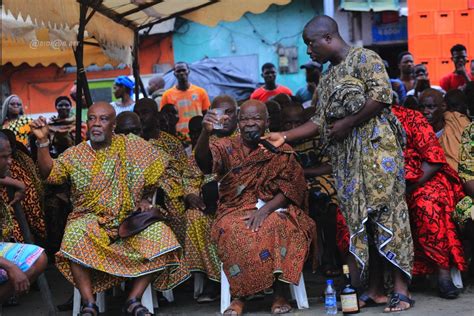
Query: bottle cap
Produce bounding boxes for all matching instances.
[326,279,333,285]
[343,265,350,274]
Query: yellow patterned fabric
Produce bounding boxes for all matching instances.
[149,132,201,244]
[149,132,220,280]
[0,201,14,242]
[185,208,220,281]
[3,116,32,146]
[48,134,187,293]
[458,122,474,183]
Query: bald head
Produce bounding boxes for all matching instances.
[239,100,268,120]
[304,15,340,38]
[303,15,345,65]
[148,75,165,95]
[115,111,142,136]
[89,102,116,121]
[419,88,444,105]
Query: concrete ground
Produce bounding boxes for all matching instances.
[2,265,474,316]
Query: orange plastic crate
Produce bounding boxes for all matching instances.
[409,12,434,35]
[435,11,454,34]
[441,34,469,58]
[411,35,441,58]
[454,10,472,33]
[408,0,439,12]
[439,0,468,11]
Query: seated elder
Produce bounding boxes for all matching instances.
[30,102,186,316]
[195,100,315,315]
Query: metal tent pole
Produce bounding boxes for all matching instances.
[74,3,88,145]
[132,30,148,99]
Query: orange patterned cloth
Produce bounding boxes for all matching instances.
[0,152,46,242]
[210,136,315,296]
[47,134,188,293]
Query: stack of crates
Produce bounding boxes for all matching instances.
[408,0,473,85]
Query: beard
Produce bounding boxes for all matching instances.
[90,133,106,143]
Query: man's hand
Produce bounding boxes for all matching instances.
[9,189,25,206]
[29,117,50,142]
[7,265,30,295]
[202,110,228,134]
[185,193,205,210]
[241,208,271,232]
[260,132,285,148]
[328,116,354,141]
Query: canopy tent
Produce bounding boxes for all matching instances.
[2,0,292,145]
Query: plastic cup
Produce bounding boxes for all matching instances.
[212,108,225,130]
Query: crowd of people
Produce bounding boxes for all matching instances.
[0,14,473,316]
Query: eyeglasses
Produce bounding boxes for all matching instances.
[9,102,22,107]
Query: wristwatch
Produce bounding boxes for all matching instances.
[35,139,50,148]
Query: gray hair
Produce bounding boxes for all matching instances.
[1,94,21,125]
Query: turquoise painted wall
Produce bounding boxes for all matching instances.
[172,0,322,94]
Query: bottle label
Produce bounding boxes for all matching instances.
[341,294,359,312]
[325,296,336,307]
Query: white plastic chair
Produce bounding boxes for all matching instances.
[220,265,309,314]
[73,284,165,315]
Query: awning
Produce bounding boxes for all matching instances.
[340,0,401,12]
[1,7,130,66]
[3,0,291,51]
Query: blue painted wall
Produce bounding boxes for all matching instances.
[172,0,322,94]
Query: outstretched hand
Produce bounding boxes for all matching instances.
[260,132,285,148]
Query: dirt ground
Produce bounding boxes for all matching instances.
[2,265,474,316]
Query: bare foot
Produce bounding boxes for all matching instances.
[271,296,292,314]
[223,298,245,316]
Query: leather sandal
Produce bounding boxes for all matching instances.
[124,298,152,316]
[383,292,415,313]
[79,302,99,316]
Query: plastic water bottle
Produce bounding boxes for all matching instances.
[325,279,338,314]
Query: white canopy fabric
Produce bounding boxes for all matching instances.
[3,0,291,48]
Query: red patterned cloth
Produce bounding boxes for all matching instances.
[210,136,315,297]
[393,105,466,275]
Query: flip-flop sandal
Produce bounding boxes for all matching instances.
[359,293,386,308]
[383,292,415,313]
[223,299,245,316]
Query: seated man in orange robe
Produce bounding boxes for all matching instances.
[195,100,315,315]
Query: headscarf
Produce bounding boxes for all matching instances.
[1,94,22,125]
[115,76,135,96]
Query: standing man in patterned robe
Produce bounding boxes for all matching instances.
[264,15,414,312]
[30,102,186,316]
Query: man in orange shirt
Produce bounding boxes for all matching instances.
[160,62,211,137]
